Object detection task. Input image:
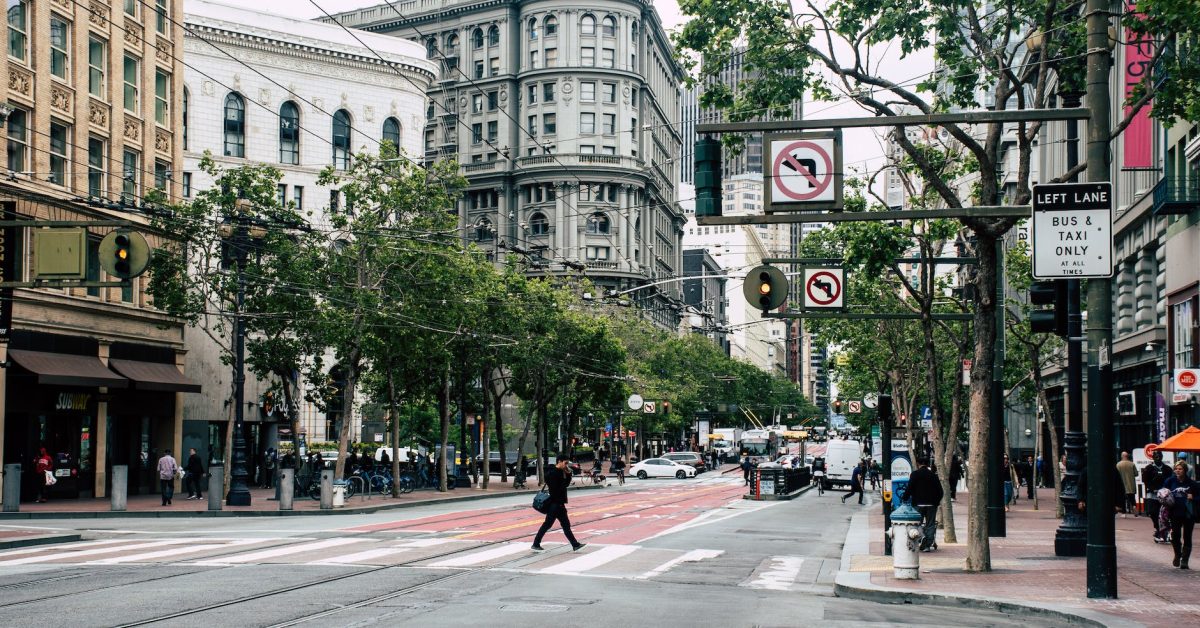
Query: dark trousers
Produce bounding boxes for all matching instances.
[917,504,938,549]
[1170,515,1194,565]
[843,484,863,504]
[160,479,174,505]
[533,502,580,547]
[186,474,204,497]
[1123,492,1135,514]
[1146,499,1163,535]
[1027,481,1035,499]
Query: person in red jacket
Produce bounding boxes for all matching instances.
[34,447,53,502]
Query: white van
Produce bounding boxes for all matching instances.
[823,439,863,489]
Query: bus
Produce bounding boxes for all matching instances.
[739,429,779,465]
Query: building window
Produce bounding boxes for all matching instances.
[545,48,557,67]
[8,0,27,61]
[543,113,556,135]
[123,55,140,111]
[529,212,549,235]
[474,60,484,79]
[581,144,595,154]
[581,82,595,102]
[582,47,595,67]
[155,0,168,35]
[425,38,436,58]
[124,0,136,15]
[601,145,616,155]
[182,87,189,150]
[49,121,69,185]
[581,15,596,35]
[182,172,192,197]
[580,112,595,134]
[154,160,170,191]
[472,27,484,50]
[279,101,299,164]
[527,85,538,104]
[473,94,483,113]
[383,117,401,150]
[544,15,557,37]
[475,217,493,241]
[332,109,352,169]
[601,47,614,68]
[50,16,69,80]
[543,82,556,102]
[1175,299,1196,368]
[121,149,140,204]
[6,107,27,172]
[88,37,106,98]
[154,70,170,125]
[602,113,615,134]
[224,92,245,157]
[488,25,499,46]
[527,115,537,136]
[86,237,101,297]
[444,34,459,55]
[601,15,616,37]
[529,17,538,40]
[603,82,616,104]
[586,246,610,260]
[489,57,500,76]
[87,137,105,198]
[487,121,497,143]
[293,185,303,210]
[530,50,539,69]
[472,123,482,144]
[329,189,340,212]
[277,184,287,207]
[424,129,434,151]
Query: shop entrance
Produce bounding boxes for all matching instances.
[3,390,97,500]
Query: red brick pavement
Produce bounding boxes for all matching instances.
[856,488,1200,625]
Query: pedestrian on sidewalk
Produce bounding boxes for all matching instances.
[1024,455,1036,499]
[157,449,179,506]
[842,461,865,504]
[263,447,276,489]
[741,455,753,486]
[185,448,205,499]
[908,457,944,551]
[1163,461,1197,569]
[34,447,53,503]
[531,454,586,552]
[1116,451,1137,516]
[1142,451,1172,542]
[1002,454,1014,511]
[950,455,963,502]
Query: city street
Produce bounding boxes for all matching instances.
[0,476,1069,627]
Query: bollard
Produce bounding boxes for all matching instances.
[2,464,20,512]
[279,468,294,510]
[208,464,224,511]
[887,501,924,579]
[110,465,128,511]
[320,469,333,509]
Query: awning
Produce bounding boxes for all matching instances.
[8,349,128,388]
[108,359,201,393]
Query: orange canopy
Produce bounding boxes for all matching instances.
[1157,426,1200,452]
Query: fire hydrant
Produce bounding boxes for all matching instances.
[887,501,923,579]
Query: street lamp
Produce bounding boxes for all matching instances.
[221,199,266,506]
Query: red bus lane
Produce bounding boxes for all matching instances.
[340,482,746,544]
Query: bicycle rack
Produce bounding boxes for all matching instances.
[347,475,369,500]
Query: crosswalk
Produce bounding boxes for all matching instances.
[0,535,823,591]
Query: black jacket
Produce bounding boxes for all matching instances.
[907,466,944,506]
[1142,462,1170,494]
[546,466,571,504]
[186,453,205,476]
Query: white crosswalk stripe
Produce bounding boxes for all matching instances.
[0,540,188,566]
[193,538,362,566]
[742,556,806,591]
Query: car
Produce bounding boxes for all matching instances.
[630,458,698,480]
[476,451,537,475]
[662,452,707,473]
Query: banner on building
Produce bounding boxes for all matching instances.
[1123,13,1154,168]
[0,202,15,343]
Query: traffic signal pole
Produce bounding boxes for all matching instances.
[1084,0,1116,598]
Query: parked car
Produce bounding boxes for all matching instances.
[630,458,698,480]
[662,452,707,473]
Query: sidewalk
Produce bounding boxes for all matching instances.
[0,476,546,519]
[835,487,1200,627]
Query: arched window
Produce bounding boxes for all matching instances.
[529,212,549,235]
[601,16,616,37]
[332,109,352,169]
[445,34,459,55]
[182,86,189,150]
[475,217,493,241]
[581,14,595,35]
[543,15,557,37]
[425,38,436,58]
[587,212,610,234]
[223,92,245,158]
[632,21,639,39]
[279,101,300,164]
[472,28,484,49]
[382,117,401,150]
[529,17,538,40]
[488,25,499,46]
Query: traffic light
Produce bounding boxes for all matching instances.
[694,137,722,217]
[113,233,131,276]
[743,265,788,312]
[833,400,842,413]
[98,230,150,279]
[1029,280,1068,337]
[662,401,671,415]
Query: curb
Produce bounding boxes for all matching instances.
[833,511,1141,628]
[0,483,606,520]
[743,483,814,501]
[0,532,82,550]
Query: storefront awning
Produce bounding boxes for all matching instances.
[8,349,128,388]
[108,359,201,393]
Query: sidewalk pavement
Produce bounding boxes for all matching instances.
[835,487,1199,627]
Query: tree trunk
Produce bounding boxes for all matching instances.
[480,367,490,489]
[334,351,359,481]
[965,234,998,572]
[1039,387,1065,518]
[387,370,401,497]
[536,401,546,486]
[438,368,450,492]
[489,369,508,484]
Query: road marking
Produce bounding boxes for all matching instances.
[744,556,805,591]
[307,547,411,565]
[639,500,778,542]
[193,538,362,565]
[0,539,128,560]
[539,544,638,575]
[0,540,184,565]
[636,549,724,579]
[88,542,240,564]
[394,538,457,548]
[426,542,528,567]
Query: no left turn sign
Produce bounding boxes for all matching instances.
[764,131,843,211]
[803,267,844,309]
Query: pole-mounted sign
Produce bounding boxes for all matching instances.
[802,267,844,309]
[764,130,843,212]
[1031,182,1113,279]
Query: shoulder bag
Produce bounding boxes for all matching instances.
[532,487,551,513]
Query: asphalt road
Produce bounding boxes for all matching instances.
[0,474,1071,627]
